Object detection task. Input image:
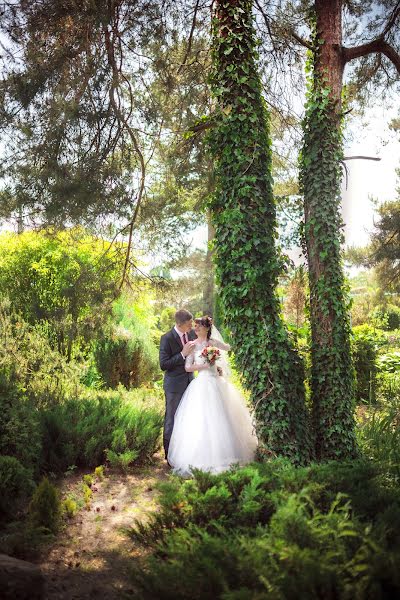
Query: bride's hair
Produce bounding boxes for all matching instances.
[194,316,213,339]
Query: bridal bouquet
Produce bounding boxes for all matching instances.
[201,345,221,366]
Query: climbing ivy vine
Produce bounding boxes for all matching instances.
[208,0,311,464]
[299,43,357,460]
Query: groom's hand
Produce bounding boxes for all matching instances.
[182,340,196,358]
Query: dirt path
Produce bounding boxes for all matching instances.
[38,453,170,600]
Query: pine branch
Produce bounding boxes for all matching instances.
[343,39,400,74]
[177,0,201,74]
[343,156,381,161]
[343,2,400,74]
[254,0,313,51]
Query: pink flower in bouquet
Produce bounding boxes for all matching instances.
[201,345,221,365]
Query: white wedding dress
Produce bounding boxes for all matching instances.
[168,338,258,476]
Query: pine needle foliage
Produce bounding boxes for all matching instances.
[129,459,400,600]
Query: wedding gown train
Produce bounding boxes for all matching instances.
[167,339,257,476]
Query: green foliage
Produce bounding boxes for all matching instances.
[358,402,400,479]
[130,459,400,599]
[351,325,386,404]
[299,42,356,459]
[0,520,53,560]
[368,200,400,294]
[0,229,123,358]
[83,474,93,487]
[0,303,162,476]
[61,496,78,519]
[208,0,310,463]
[40,388,163,473]
[0,456,35,520]
[95,294,160,389]
[82,483,92,508]
[94,465,105,480]
[29,477,61,534]
[0,299,82,409]
[377,351,400,374]
[376,370,400,405]
[157,306,176,333]
[106,449,139,472]
[376,351,400,405]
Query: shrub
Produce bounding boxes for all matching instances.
[352,325,386,404]
[0,229,123,358]
[94,465,105,480]
[358,402,400,479]
[82,483,92,508]
[0,521,54,560]
[157,306,176,334]
[29,477,61,534]
[83,474,94,487]
[106,449,139,472]
[61,497,78,519]
[0,375,42,474]
[0,300,82,409]
[129,460,400,600]
[40,388,163,473]
[0,456,35,520]
[371,305,400,331]
[94,294,160,389]
[376,370,400,404]
[377,351,400,374]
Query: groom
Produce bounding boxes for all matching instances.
[159,309,197,462]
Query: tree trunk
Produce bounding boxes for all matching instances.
[209,0,311,463]
[315,0,343,103]
[300,0,357,459]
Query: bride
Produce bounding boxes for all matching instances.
[168,316,257,476]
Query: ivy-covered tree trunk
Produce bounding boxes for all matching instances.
[300,0,357,460]
[209,0,311,463]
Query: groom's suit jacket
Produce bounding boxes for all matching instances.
[159,327,197,394]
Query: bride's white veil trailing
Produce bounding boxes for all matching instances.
[211,324,232,379]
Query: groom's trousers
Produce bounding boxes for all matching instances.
[163,391,184,459]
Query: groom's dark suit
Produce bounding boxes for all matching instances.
[159,327,197,458]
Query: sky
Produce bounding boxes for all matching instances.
[342,106,398,248]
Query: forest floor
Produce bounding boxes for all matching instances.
[37,452,170,600]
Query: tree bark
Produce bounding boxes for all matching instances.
[301,0,357,459]
[315,0,344,103]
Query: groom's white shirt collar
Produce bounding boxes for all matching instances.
[174,325,185,338]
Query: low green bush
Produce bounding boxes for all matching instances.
[0,300,82,409]
[61,496,78,519]
[371,305,400,331]
[0,521,54,560]
[352,325,386,404]
[106,449,139,472]
[0,376,42,474]
[129,460,400,600]
[40,387,163,473]
[377,351,400,374]
[376,366,400,405]
[358,401,400,479]
[0,456,35,520]
[29,477,61,534]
